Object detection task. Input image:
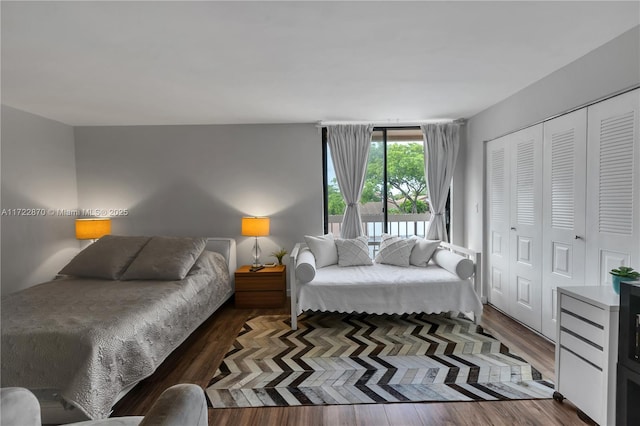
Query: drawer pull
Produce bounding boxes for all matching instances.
[559,326,603,351]
[560,308,604,329]
[560,345,603,371]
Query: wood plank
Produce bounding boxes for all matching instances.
[323,405,356,426]
[383,403,422,426]
[111,302,590,425]
[481,303,556,380]
[353,404,390,426]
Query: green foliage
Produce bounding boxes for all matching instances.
[387,200,428,215]
[328,142,429,216]
[365,142,428,213]
[327,178,345,215]
[271,248,288,265]
[610,266,640,278]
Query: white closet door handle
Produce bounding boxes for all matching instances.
[510,227,516,231]
[575,235,584,240]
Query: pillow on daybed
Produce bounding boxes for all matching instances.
[409,237,441,267]
[59,235,151,280]
[335,236,372,267]
[304,233,338,268]
[432,248,475,280]
[375,234,416,267]
[295,247,317,283]
[121,236,208,281]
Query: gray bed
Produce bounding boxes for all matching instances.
[1,237,236,422]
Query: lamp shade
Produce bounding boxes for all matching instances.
[75,218,111,240]
[241,217,270,237]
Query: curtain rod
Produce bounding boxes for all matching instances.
[316,118,466,128]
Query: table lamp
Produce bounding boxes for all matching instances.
[76,218,111,242]
[241,216,270,267]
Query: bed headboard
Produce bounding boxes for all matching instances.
[205,238,237,286]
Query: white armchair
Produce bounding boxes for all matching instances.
[0,384,208,426]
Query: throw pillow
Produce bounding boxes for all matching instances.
[432,248,475,280]
[409,237,441,267]
[304,233,338,268]
[375,234,416,267]
[121,236,208,281]
[295,248,317,283]
[59,235,151,280]
[335,236,373,267]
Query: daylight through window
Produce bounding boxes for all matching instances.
[323,127,449,254]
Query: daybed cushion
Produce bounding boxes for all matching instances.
[335,236,372,267]
[304,233,338,268]
[121,236,208,281]
[409,237,441,267]
[432,248,475,280]
[296,263,482,320]
[295,248,317,283]
[375,234,416,267]
[59,235,150,280]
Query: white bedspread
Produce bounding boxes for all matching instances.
[1,251,231,420]
[296,263,482,320]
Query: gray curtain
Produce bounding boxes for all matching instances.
[327,124,373,239]
[421,123,460,242]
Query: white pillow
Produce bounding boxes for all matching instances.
[295,248,317,283]
[375,234,416,267]
[409,237,441,267]
[432,248,475,280]
[335,236,373,267]
[304,233,338,268]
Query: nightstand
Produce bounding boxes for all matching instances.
[235,265,286,308]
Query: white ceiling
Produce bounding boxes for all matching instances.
[1,1,638,126]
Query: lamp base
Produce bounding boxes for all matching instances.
[252,237,262,268]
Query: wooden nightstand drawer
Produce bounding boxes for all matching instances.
[236,275,284,291]
[234,265,286,308]
[235,290,285,308]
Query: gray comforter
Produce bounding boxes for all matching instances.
[1,251,231,419]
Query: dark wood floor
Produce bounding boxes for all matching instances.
[112,301,593,425]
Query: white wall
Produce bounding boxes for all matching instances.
[463,26,640,255]
[74,123,323,274]
[1,105,80,294]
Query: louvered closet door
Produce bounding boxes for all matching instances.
[541,110,587,340]
[509,124,543,331]
[486,136,511,313]
[585,89,640,287]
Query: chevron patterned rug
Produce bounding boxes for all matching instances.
[206,312,554,408]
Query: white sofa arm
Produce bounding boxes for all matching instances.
[432,249,474,280]
[139,384,207,426]
[0,388,41,426]
[438,242,483,303]
[288,243,316,330]
[295,248,317,283]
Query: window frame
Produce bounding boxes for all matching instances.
[322,126,450,237]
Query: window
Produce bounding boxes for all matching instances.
[323,127,449,252]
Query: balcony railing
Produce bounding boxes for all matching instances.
[328,213,431,256]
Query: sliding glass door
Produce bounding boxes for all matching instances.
[324,127,441,253]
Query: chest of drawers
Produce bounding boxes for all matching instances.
[555,286,619,425]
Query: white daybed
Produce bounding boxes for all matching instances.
[289,240,482,330]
